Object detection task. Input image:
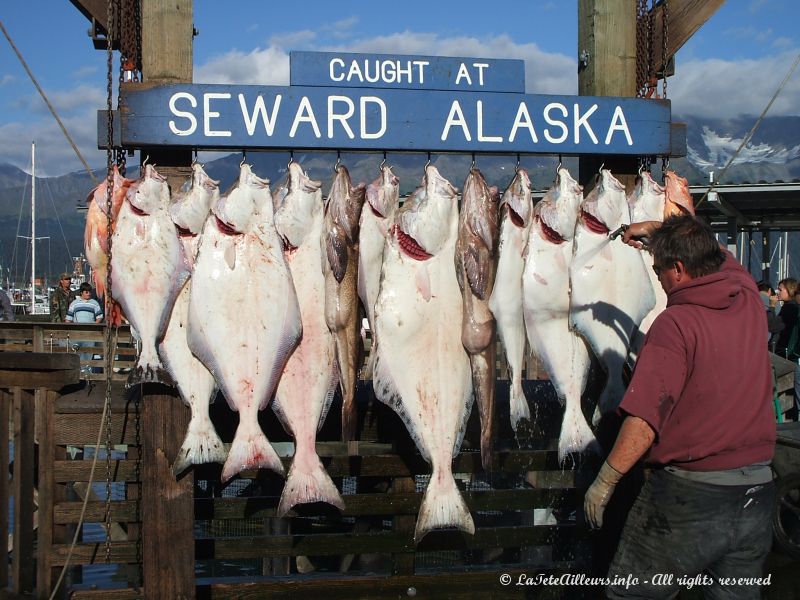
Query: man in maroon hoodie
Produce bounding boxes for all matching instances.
[585,215,776,599]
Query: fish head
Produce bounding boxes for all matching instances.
[461,168,499,251]
[365,164,400,220]
[213,164,271,234]
[326,164,365,243]
[500,168,533,229]
[87,165,132,219]
[170,162,220,236]
[628,170,665,222]
[534,167,583,244]
[664,171,695,217]
[274,161,323,250]
[395,165,458,259]
[579,169,627,234]
[126,164,170,216]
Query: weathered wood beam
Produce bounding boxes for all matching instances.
[650,0,726,73]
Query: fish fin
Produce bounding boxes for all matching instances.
[259,295,302,412]
[271,397,293,435]
[509,382,531,432]
[221,425,284,482]
[464,244,492,300]
[277,453,345,517]
[317,363,339,432]
[415,470,474,542]
[224,241,236,270]
[325,224,348,283]
[171,417,227,476]
[127,346,176,387]
[558,401,601,464]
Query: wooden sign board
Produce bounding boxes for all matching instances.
[112,82,676,155]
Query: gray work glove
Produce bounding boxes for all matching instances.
[584,461,623,529]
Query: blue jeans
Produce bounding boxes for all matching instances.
[607,469,774,599]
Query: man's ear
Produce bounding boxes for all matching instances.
[674,260,687,281]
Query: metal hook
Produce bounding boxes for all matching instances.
[380,151,387,171]
[515,154,521,173]
[334,151,341,172]
[424,152,431,170]
[142,155,150,167]
[192,149,198,166]
[638,162,645,176]
[288,150,294,169]
[556,154,562,173]
[240,150,247,168]
[598,162,605,173]
[471,153,476,170]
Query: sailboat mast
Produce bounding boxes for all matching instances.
[30,141,35,315]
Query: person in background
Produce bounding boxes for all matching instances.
[0,289,14,322]
[50,273,76,322]
[757,281,783,350]
[66,283,104,324]
[584,215,775,599]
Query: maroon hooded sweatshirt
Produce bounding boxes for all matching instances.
[619,251,776,471]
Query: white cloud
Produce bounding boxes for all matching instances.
[668,51,800,118]
[0,74,15,86]
[194,46,290,84]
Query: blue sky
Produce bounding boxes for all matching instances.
[1,0,799,176]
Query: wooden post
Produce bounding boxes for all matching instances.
[12,387,35,595]
[37,390,65,600]
[138,1,195,599]
[0,389,9,590]
[577,0,637,192]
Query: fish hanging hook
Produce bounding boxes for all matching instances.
[380,151,386,171]
[638,162,645,176]
[334,151,341,172]
[142,154,150,168]
[471,153,476,170]
[556,154,562,173]
[240,150,247,168]
[515,154,521,173]
[191,149,198,166]
[424,152,431,171]
[598,162,605,173]
[287,150,294,170]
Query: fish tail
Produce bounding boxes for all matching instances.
[221,424,284,482]
[508,379,531,433]
[470,352,496,473]
[127,349,175,387]
[558,399,601,464]
[277,453,344,517]
[415,468,474,542]
[171,416,227,476]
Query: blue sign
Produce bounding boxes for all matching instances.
[290,51,526,93]
[113,83,675,156]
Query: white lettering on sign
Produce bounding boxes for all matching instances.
[543,102,568,144]
[441,101,471,141]
[328,96,356,139]
[289,97,321,138]
[360,96,387,139]
[508,102,538,143]
[455,63,472,85]
[473,63,488,85]
[574,103,598,144]
[476,101,502,142]
[605,106,633,145]
[239,94,282,136]
[329,58,430,85]
[204,93,232,137]
[168,92,198,136]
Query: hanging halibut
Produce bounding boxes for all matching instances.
[664,170,695,217]
[570,169,655,422]
[84,165,134,327]
[522,168,598,462]
[357,163,400,379]
[628,171,667,352]
[111,164,189,385]
[272,161,344,516]
[159,163,226,475]
[488,168,534,433]
[188,163,302,482]
[322,164,366,441]
[373,164,474,541]
[455,167,499,472]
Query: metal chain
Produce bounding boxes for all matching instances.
[133,0,142,82]
[661,0,669,99]
[635,0,647,96]
[104,0,116,567]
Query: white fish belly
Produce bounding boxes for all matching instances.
[160,281,216,407]
[523,237,590,400]
[188,222,301,413]
[357,210,387,330]
[273,239,336,438]
[374,242,472,463]
[489,221,528,371]
[111,205,186,352]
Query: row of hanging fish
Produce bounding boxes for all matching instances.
[83,157,693,542]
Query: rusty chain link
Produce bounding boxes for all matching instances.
[635,0,648,97]
[661,0,669,100]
